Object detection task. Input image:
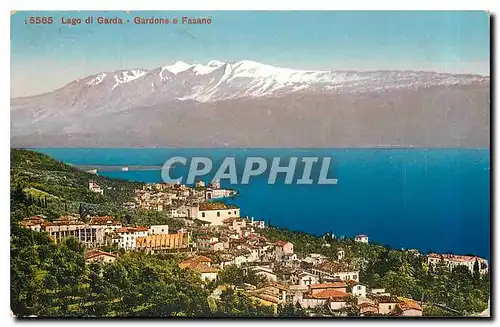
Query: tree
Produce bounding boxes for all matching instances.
[214,288,274,317]
[277,302,307,317]
[217,265,266,288]
[473,259,481,281]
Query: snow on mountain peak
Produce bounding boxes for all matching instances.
[207,60,226,67]
[86,73,107,86]
[75,60,488,104]
[192,64,222,76]
[115,69,147,83]
[112,69,147,89]
[164,61,194,75]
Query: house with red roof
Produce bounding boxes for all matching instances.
[189,202,240,225]
[310,282,348,295]
[179,255,219,282]
[427,253,488,274]
[355,234,369,244]
[85,250,118,264]
[359,302,379,316]
[391,298,423,316]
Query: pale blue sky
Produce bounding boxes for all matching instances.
[11,11,490,97]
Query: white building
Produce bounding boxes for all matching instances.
[351,283,367,298]
[114,227,149,250]
[253,266,278,282]
[427,253,489,274]
[89,182,104,195]
[310,263,360,283]
[148,225,169,235]
[179,256,219,282]
[355,234,369,244]
[303,253,328,266]
[21,215,122,248]
[205,188,234,200]
[189,202,240,225]
[85,250,118,264]
[19,215,46,232]
[370,288,391,296]
[298,271,320,286]
[249,218,265,229]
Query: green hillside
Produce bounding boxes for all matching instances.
[11,148,142,221]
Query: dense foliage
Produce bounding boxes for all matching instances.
[217,265,267,288]
[11,148,141,222]
[11,224,212,317]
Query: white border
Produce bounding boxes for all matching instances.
[2,2,497,327]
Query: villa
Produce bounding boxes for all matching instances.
[112,226,149,250]
[88,181,104,195]
[179,256,219,282]
[355,234,369,244]
[427,253,489,274]
[189,202,240,225]
[85,249,118,264]
[20,215,123,248]
[310,282,348,295]
[309,261,360,282]
[298,271,320,286]
[205,188,235,200]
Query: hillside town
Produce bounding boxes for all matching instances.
[17,179,490,317]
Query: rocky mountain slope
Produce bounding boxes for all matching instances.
[11,61,490,147]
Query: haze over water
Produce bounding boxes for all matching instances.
[36,148,490,259]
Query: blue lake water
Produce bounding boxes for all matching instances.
[34,148,491,259]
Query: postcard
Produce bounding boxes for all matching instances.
[10,10,490,318]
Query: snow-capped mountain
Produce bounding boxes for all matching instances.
[11,60,490,148]
[12,60,488,109]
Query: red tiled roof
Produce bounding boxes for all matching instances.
[85,250,118,260]
[116,227,148,233]
[199,202,239,211]
[274,240,290,247]
[360,302,379,309]
[373,295,398,303]
[310,282,346,289]
[273,283,290,291]
[191,263,219,273]
[251,294,279,304]
[180,255,212,268]
[312,289,350,300]
[88,216,120,225]
[397,299,422,311]
[428,253,487,263]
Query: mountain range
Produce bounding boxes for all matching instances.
[11,60,490,147]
